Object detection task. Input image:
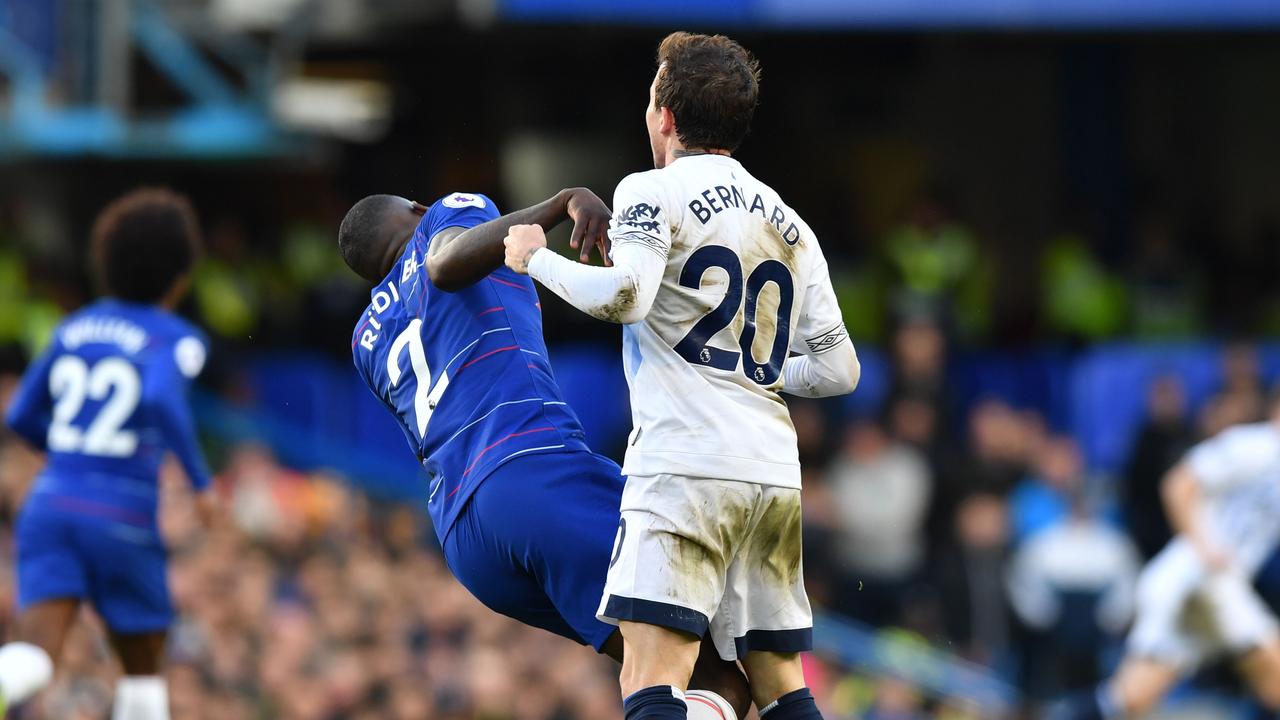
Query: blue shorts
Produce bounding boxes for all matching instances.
[16,497,172,634]
[442,450,624,652]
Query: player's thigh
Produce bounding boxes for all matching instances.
[442,468,592,646]
[15,506,89,617]
[599,475,752,640]
[711,485,811,663]
[76,521,174,635]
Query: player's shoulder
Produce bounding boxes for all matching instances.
[1215,422,1280,452]
[429,191,497,214]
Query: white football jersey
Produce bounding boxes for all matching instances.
[608,154,848,489]
[1186,421,1280,574]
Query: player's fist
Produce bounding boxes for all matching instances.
[504,224,548,275]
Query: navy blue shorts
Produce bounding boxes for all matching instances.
[442,450,624,652]
[16,499,172,634]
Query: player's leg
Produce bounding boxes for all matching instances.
[721,487,821,719]
[1201,571,1280,710]
[82,520,175,720]
[0,505,88,710]
[107,631,170,720]
[600,475,751,720]
[603,632,752,719]
[0,600,77,710]
[1107,657,1182,717]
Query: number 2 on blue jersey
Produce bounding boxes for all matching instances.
[673,246,794,385]
[47,356,141,457]
[387,319,452,438]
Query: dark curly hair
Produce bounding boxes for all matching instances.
[655,32,762,153]
[90,188,201,303]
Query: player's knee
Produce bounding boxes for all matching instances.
[1115,678,1161,717]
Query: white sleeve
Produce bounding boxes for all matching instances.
[1185,425,1280,491]
[527,172,671,325]
[527,242,664,325]
[781,241,859,397]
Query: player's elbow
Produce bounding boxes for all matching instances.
[590,276,651,324]
[835,347,861,394]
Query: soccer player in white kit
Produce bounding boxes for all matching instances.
[503,32,859,720]
[1066,395,1280,719]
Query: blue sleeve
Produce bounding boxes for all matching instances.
[4,342,58,451]
[424,193,501,239]
[154,348,213,492]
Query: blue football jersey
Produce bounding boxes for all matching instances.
[352,192,590,537]
[4,299,212,525]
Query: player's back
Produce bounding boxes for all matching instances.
[352,195,591,539]
[613,155,844,489]
[5,299,211,526]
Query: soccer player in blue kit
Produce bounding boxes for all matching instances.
[339,187,750,719]
[0,189,214,719]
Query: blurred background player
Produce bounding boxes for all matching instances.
[1066,392,1280,719]
[338,187,749,719]
[505,32,860,720]
[0,189,214,718]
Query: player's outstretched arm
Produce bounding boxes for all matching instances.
[505,225,665,325]
[427,188,611,292]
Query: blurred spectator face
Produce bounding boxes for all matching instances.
[1147,375,1188,426]
[1035,436,1083,493]
[894,319,946,380]
[844,419,889,460]
[889,397,937,447]
[969,399,1023,463]
[1222,342,1261,393]
[1199,390,1263,437]
[955,494,1008,550]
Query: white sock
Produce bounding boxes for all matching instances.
[112,675,169,720]
[0,642,54,706]
[686,689,738,720]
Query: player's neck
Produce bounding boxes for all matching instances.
[670,146,732,162]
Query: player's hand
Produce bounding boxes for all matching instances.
[504,225,548,275]
[194,490,223,531]
[562,187,613,267]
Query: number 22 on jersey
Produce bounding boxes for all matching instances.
[48,356,141,457]
[387,319,451,439]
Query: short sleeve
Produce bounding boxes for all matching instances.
[608,172,671,260]
[1186,425,1280,491]
[789,240,849,356]
[424,192,501,239]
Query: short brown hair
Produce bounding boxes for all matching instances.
[655,32,761,153]
[91,188,201,303]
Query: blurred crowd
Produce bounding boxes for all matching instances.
[797,320,1280,717]
[1,312,1277,719]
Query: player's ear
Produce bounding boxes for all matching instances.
[410,201,428,215]
[659,106,677,136]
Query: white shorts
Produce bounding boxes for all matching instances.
[1128,538,1280,672]
[597,474,813,662]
